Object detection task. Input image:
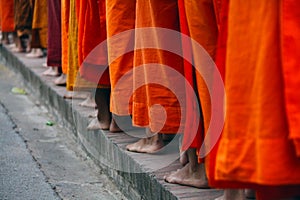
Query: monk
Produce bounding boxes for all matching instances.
[208,0,300,199]
[73,0,120,130]
[26,0,47,58]
[125,0,185,153]
[62,0,79,91]
[13,0,32,52]
[44,0,63,81]
[0,0,15,45]
[105,0,136,132]
[163,0,219,188]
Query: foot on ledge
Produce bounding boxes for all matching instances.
[126,131,164,153]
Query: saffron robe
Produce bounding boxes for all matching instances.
[0,0,14,32]
[132,0,185,134]
[178,0,218,152]
[106,0,136,115]
[61,0,69,75]
[66,0,79,90]
[209,0,300,199]
[78,0,110,86]
[31,0,48,48]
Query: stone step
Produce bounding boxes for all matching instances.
[0,45,223,200]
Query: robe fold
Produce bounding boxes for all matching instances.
[132,0,185,134]
[78,0,110,86]
[32,0,48,48]
[209,0,300,199]
[178,0,218,152]
[106,0,136,115]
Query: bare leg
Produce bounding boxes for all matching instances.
[164,148,209,188]
[179,135,188,165]
[7,32,17,48]
[215,189,245,200]
[126,130,164,153]
[1,32,9,44]
[87,88,111,130]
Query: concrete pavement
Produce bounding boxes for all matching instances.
[0,64,127,200]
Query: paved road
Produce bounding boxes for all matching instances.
[0,92,60,200]
[0,64,127,200]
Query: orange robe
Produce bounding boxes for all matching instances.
[0,0,14,32]
[132,0,185,134]
[61,0,70,75]
[210,0,300,199]
[178,0,202,150]
[14,0,32,36]
[106,0,136,115]
[78,0,110,86]
[178,0,218,152]
[32,0,48,48]
[281,0,300,158]
[66,0,79,90]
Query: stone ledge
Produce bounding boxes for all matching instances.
[0,45,223,200]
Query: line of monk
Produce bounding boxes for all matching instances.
[0,0,299,199]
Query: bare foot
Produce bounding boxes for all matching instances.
[26,48,44,58]
[79,92,96,108]
[126,132,164,153]
[87,118,102,130]
[109,118,122,133]
[164,162,209,188]
[165,148,208,188]
[43,67,60,76]
[215,189,245,200]
[54,74,66,86]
